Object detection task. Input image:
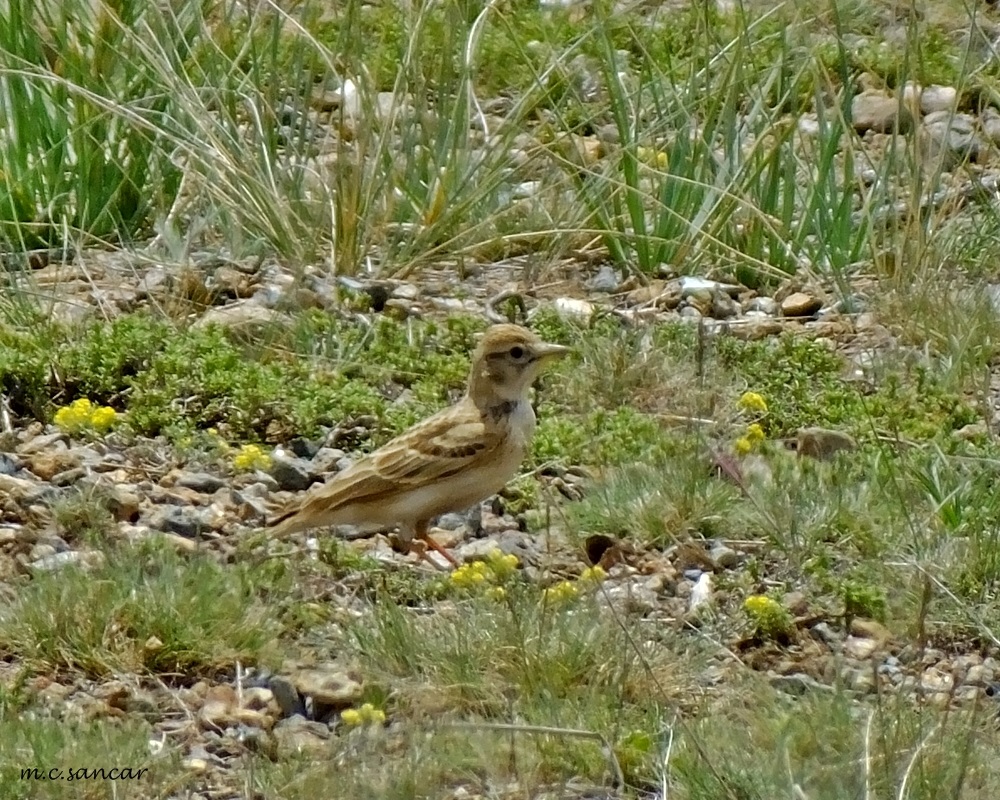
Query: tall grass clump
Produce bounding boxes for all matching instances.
[556,3,948,286]
[0,0,185,249]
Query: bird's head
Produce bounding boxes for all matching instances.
[468,324,569,405]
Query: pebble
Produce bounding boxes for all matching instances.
[456,531,534,564]
[625,280,679,309]
[230,488,269,522]
[193,303,289,334]
[797,115,821,136]
[176,472,227,493]
[851,91,913,134]
[157,531,199,554]
[708,544,738,569]
[783,592,809,616]
[0,453,18,476]
[843,636,880,660]
[729,318,783,340]
[598,580,660,615]
[51,467,85,486]
[780,292,823,317]
[198,685,237,731]
[29,550,105,573]
[920,668,954,693]
[29,543,57,561]
[956,421,989,441]
[107,486,141,522]
[919,84,958,115]
[586,265,621,293]
[436,512,469,531]
[150,506,202,538]
[688,573,713,612]
[309,447,346,476]
[391,282,419,301]
[25,451,80,481]
[878,660,903,683]
[268,675,306,718]
[711,292,740,319]
[965,664,993,687]
[19,432,69,454]
[849,618,892,641]
[292,667,363,708]
[678,277,742,297]
[850,670,877,693]
[770,672,829,695]
[250,471,280,492]
[795,428,857,461]
[921,110,986,169]
[549,297,595,323]
[983,108,1000,145]
[273,716,330,755]
[269,451,313,492]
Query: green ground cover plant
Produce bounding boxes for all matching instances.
[4,0,1000,796]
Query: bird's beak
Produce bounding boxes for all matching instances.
[535,342,571,361]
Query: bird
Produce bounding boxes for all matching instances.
[267,323,569,565]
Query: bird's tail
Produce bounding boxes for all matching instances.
[266,508,304,539]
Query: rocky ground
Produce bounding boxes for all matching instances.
[3,244,1000,798]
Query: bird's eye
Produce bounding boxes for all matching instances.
[509,346,525,359]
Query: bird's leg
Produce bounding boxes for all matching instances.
[413,519,459,568]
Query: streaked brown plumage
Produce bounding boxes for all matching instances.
[268,324,569,564]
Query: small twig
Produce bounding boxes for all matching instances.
[236,660,244,710]
[897,721,941,800]
[0,393,12,434]
[442,721,624,790]
[655,413,719,428]
[863,709,873,800]
[660,719,675,800]
[485,289,528,325]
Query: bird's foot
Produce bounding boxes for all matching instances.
[390,534,456,570]
[417,532,460,568]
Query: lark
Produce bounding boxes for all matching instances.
[268,324,569,564]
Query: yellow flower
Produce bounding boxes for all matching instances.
[579,565,607,584]
[359,703,386,724]
[738,391,768,414]
[637,146,668,169]
[340,709,362,726]
[451,554,519,593]
[54,399,93,432]
[53,398,116,435]
[89,406,117,432]
[743,595,779,615]
[449,562,488,589]
[743,594,792,639]
[203,429,231,454]
[487,586,507,602]
[736,422,766,455]
[486,548,519,579]
[543,580,579,604]
[232,444,272,472]
[343,704,385,726]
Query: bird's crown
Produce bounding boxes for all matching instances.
[475,324,544,359]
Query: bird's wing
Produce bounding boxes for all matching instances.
[269,404,502,536]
